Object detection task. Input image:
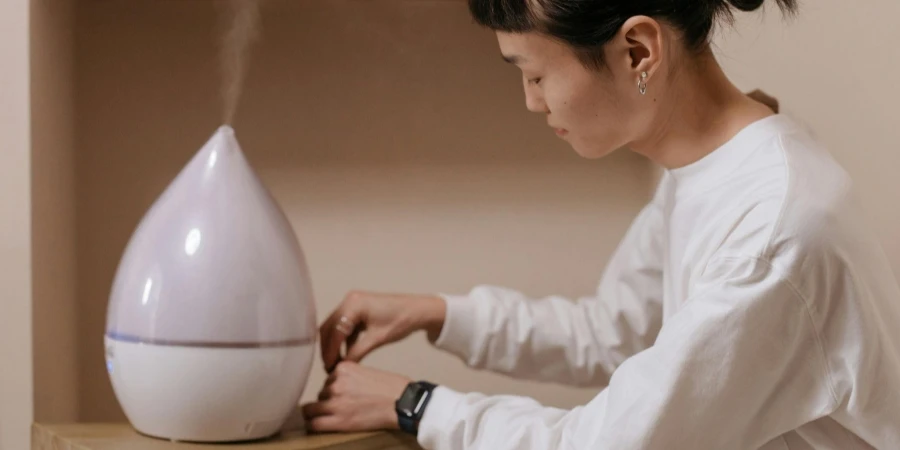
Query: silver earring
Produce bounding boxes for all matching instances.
[638,72,648,95]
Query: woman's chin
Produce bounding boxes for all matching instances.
[570,141,618,160]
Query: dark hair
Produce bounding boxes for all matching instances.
[468,0,798,70]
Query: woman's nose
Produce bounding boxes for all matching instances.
[523,80,548,114]
[525,90,548,114]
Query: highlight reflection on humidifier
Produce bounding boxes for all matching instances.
[104,126,317,442]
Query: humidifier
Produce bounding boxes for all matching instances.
[103,126,317,442]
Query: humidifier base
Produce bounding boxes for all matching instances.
[104,336,315,443]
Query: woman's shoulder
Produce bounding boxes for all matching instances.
[704,117,871,275]
[768,119,861,248]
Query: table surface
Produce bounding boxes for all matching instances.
[32,423,423,450]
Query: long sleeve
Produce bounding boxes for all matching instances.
[417,255,839,450]
[432,199,665,387]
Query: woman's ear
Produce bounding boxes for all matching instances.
[607,16,664,81]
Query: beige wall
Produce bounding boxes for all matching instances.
[73,0,652,421]
[30,0,78,424]
[0,0,33,448]
[715,2,900,272]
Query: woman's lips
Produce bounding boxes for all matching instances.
[554,128,568,137]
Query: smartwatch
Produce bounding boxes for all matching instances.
[395,380,437,436]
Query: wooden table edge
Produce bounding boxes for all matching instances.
[32,422,422,450]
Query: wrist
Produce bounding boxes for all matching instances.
[380,373,411,431]
[420,295,446,342]
[385,401,401,430]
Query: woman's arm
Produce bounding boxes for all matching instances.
[417,255,838,450]
[431,197,665,387]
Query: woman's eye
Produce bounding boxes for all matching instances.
[528,77,542,85]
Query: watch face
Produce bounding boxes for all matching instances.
[398,384,424,415]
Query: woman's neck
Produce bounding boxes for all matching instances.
[629,50,775,170]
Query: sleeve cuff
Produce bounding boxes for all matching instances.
[417,385,466,450]
[432,293,481,360]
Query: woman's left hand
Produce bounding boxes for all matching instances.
[302,361,412,433]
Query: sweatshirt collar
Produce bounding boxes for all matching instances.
[664,114,798,197]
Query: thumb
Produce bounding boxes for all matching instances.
[345,332,383,362]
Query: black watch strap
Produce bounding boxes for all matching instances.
[396,381,437,436]
[397,411,418,435]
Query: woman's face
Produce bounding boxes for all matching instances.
[496,31,648,159]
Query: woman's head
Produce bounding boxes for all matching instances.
[469,0,798,159]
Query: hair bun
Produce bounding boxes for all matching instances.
[726,0,766,12]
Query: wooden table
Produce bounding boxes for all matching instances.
[32,423,423,450]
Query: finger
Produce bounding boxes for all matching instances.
[306,415,346,433]
[318,375,340,401]
[345,326,361,357]
[319,322,335,370]
[319,295,355,369]
[322,310,359,372]
[301,401,334,419]
[319,309,343,370]
[345,332,381,362]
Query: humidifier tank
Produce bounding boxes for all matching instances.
[104,126,317,442]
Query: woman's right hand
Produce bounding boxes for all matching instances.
[319,291,447,372]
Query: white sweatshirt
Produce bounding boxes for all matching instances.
[417,114,900,450]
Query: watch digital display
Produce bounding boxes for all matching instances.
[396,381,437,435]
[398,384,422,415]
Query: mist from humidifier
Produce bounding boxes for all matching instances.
[219,0,261,126]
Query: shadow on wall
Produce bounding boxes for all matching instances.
[74,0,653,421]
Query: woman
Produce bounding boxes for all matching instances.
[301,0,900,448]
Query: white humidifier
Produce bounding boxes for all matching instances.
[104,125,317,442]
